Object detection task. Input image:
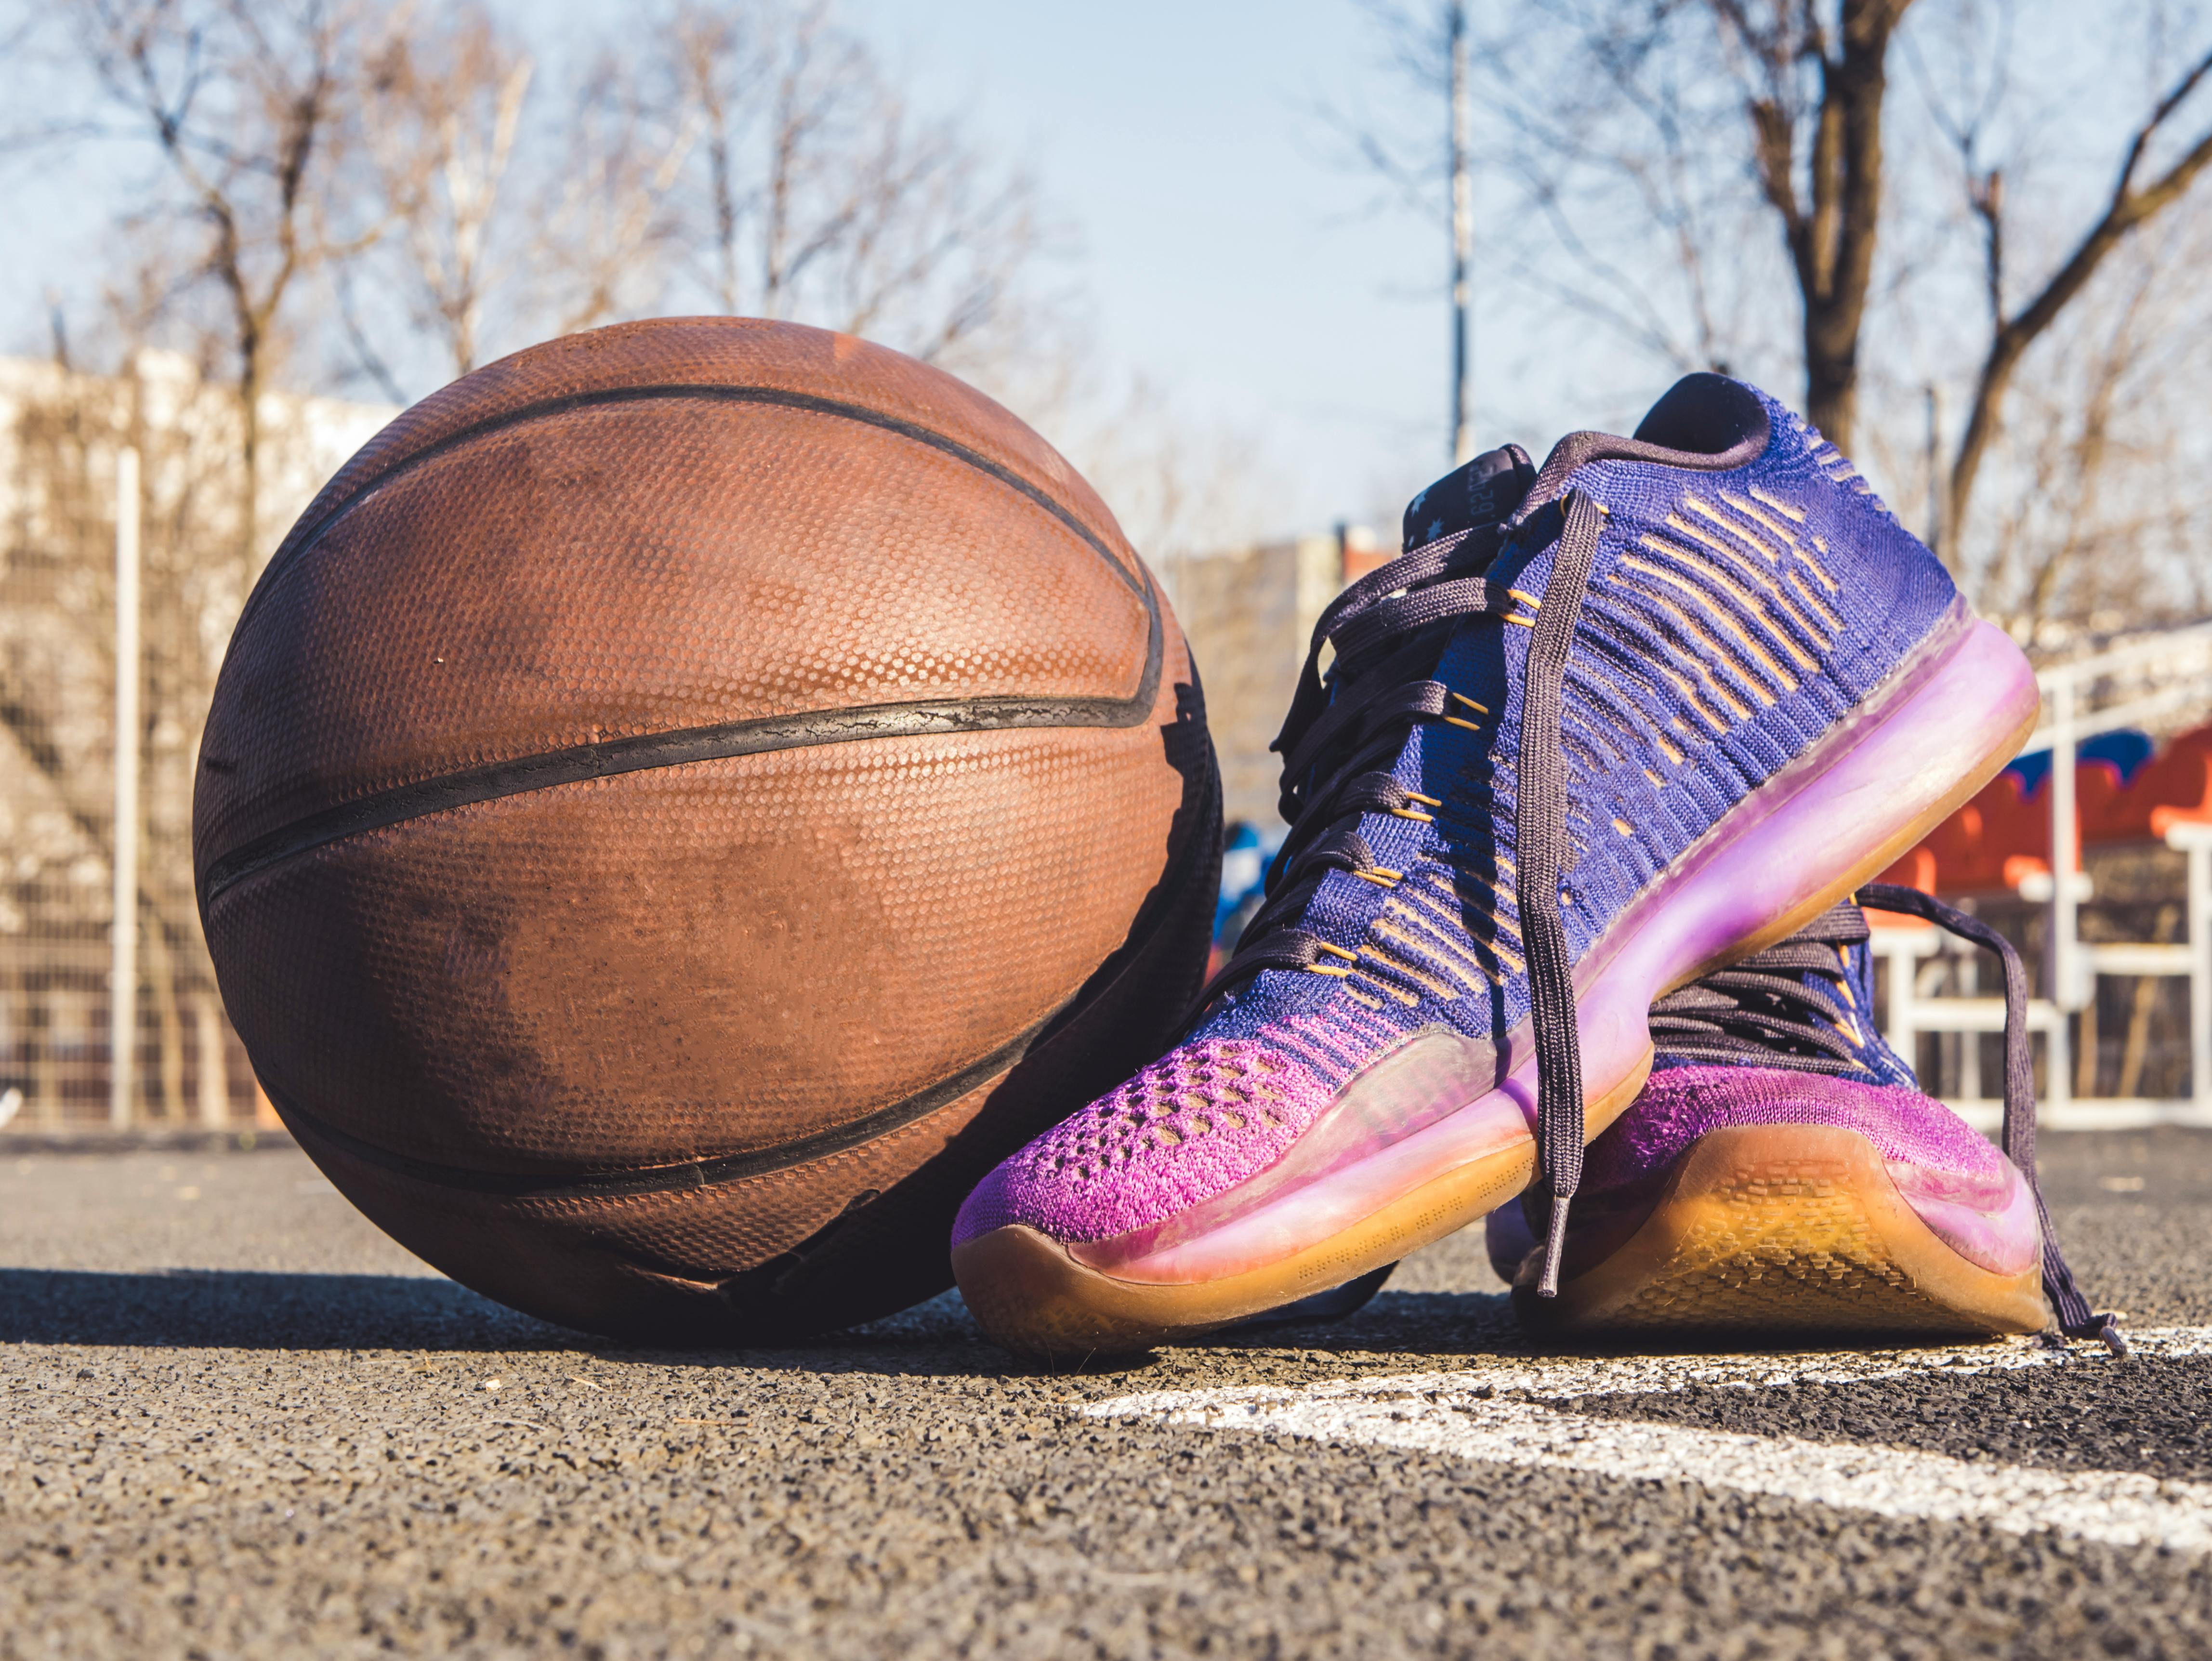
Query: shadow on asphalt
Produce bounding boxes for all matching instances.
[1,1272,1975,1371]
[610,1288,1540,1379]
[0,1268,577,1352]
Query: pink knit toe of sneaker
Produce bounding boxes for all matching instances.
[1606,1067,2039,1275]
[1601,1067,2009,1187]
[951,1039,1340,1248]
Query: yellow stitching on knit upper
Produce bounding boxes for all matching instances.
[1352,967,1420,1004]
[1561,676,1641,768]
[1398,907,1520,984]
[1628,542,1813,676]
[1786,566,1845,629]
[1719,489,1802,547]
[1615,561,1790,700]
[1644,527,1829,661]
[1404,877,1526,973]
[1377,905,1502,989]
[1637,650,1732,733]
[1795,537,1843,594]
[1747,485,1808,522]
[1681,496,1785,560]
[1667,510,1769,567]
[1359,941,1458,1000]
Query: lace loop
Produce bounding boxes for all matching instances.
[1648,902,1872,1075]
[1856,883,2126,1354]
[1270,524,1500,758]
[1276,671,1454,816]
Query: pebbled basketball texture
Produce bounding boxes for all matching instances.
[193,317,1219,1344]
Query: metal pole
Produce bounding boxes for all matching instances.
[1448,0,1474,466]
[109,445,141,1130]
[2044,673,2081,1107]
[2050,675,2080,1010]
[1879,936,1917,1054]
[2189,835,2212,1108]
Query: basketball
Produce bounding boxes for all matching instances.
[191,318,1219,1344]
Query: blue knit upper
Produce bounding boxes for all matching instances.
[1198,382,1961,1080]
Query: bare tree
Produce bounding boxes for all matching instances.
[666,3,771,316]
[1941,42,2212,558]
[650,0,1053,373]
[358,3,534,382]
[1453,0,1909,448]
[69,0,386,566]
[531,49,696,338]
[1719,0,1913,451]
[1949,208,2212,638]
[1437,0,2212,636]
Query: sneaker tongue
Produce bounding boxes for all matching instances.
[1400,444,1536,551]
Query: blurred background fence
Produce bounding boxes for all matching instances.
[0,351,388,1131]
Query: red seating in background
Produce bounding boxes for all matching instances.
[2093,724,2212,841]
[1871,722,2212,899]
[1873,770,2053,896]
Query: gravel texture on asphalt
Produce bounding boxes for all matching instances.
[4,1129,2212,1659]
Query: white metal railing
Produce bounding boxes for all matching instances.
[1883,621,2212,1129]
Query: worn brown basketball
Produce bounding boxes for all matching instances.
[192,318,1218,1343]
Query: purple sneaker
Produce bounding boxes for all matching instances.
[1486,888,2121,1347]
[952,375,2040,1358]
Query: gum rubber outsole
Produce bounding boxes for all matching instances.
[1512,1123,2051,1336]
[956,621,2039,1359]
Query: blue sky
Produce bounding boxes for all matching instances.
[842,0,1486,536]
[836,0,1706,542]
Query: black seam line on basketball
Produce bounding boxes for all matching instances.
[238,382,1148,646]
[198,640,1164,913]
[269,1014,1054,1200]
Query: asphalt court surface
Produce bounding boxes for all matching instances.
[6,1132,2212,1658]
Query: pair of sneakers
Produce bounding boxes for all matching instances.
[949,374,2120,1356]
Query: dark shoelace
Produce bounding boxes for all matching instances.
[1648,902,1877,1075]
[1191,488,1610,1299]
[1658,885,2123,1353]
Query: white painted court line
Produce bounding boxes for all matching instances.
[1081,1326,2212,1554]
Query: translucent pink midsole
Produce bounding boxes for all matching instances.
[1071,610,2039,1285]
[1891,1159,2042,1276]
